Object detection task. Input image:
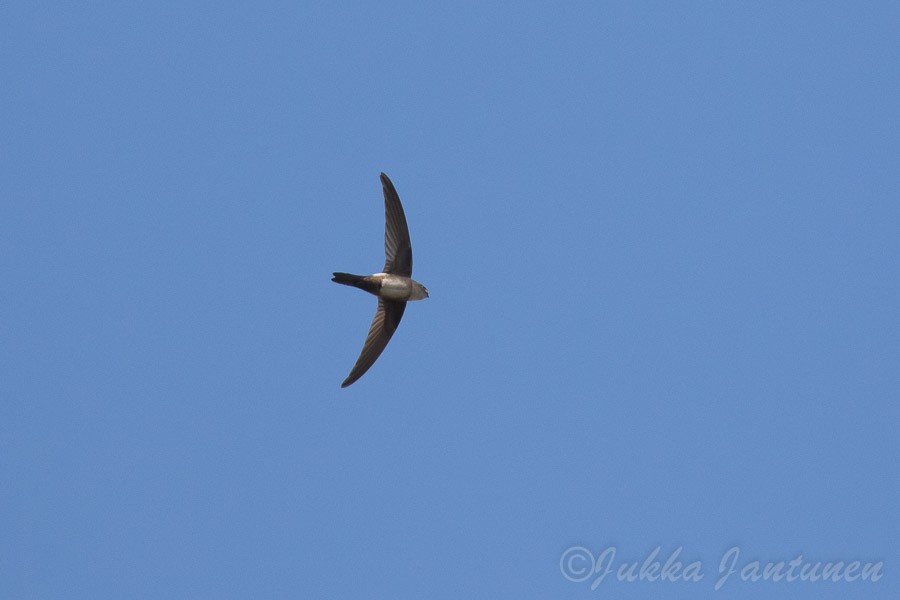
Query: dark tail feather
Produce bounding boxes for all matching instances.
[332,272,379,294]
[332,272,364,286]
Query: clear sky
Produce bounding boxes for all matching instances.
[2,2,898,599]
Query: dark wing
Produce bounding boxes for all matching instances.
[341,298,407,388]
[380,173,413,277]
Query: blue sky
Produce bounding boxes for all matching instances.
[2,2,898,598]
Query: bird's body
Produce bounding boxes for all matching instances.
[332,272,429,301]
[332,173,428,388]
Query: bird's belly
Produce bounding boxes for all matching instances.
[379,276,411,300]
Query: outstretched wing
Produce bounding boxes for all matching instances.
[380,173,413,277]
[341,298,407,388]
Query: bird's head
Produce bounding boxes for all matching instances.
[411,281,429,300]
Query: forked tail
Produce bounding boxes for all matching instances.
[332,272,364,286]
[332,272,379,294]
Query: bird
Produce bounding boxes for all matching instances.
[332,173,429,388]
